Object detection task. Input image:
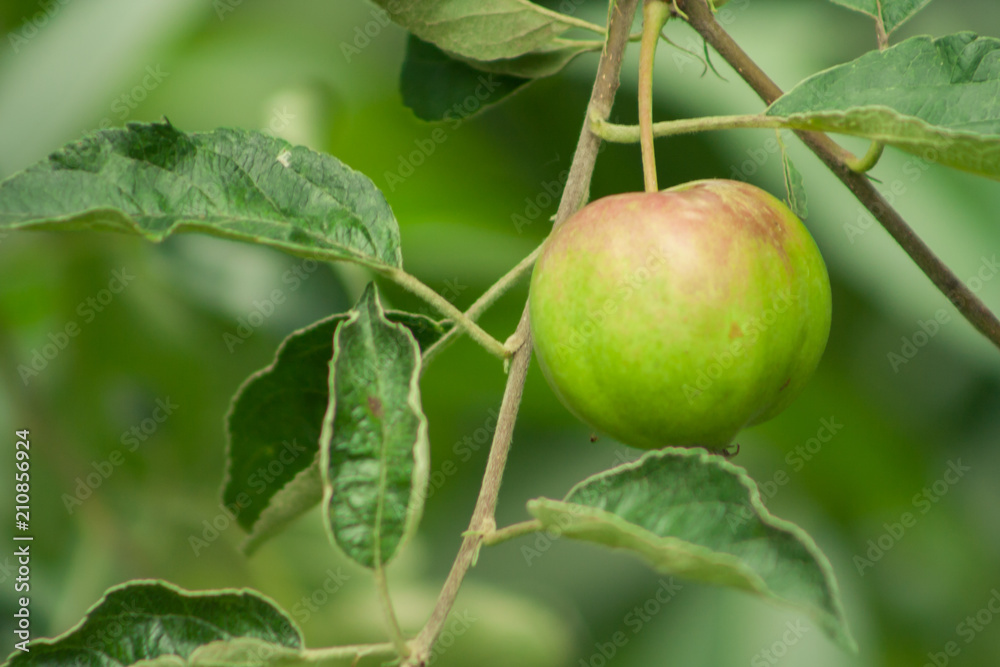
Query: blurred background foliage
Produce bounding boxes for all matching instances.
[1,1,999,665]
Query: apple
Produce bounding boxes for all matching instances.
[528,179,831,451]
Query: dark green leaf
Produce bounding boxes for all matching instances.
[527,448,855,651]
[373,0,603,61]
[768,33,1000,180]
[224,309,446,555]
[456,44,600,79]
[828,0,932,34]
[401,35,531,122]
[0,121,401,268]
[320,284,429,568]
[5,581,302,667]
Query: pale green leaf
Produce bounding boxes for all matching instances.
[527,448,855,651]
[768,33,1000,180]
[374,0,603,61]
[828,0,932,34]
[0,121,401,268]
[320,284,430,568]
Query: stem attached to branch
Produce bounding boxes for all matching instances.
[845,141,885,174]
[639,0,671,192]
[302,643,397,663]
[420,245,542,370]
[676,0,1000,353]
[379,266,509,360]
[401,1,642,663]
[482,519,544,546]
[592,112,785,142]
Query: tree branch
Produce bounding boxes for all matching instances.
[676,0,1000,353]
[401,1,642,663]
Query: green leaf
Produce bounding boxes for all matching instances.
[400,34,602,122]
[767,33,1000,180]
[828,0,932,35]
[4,581,302,667]
[457,44,600,79]
[374,0,604,61]
[0,121,402,269]
[401,35,531,122]
[527,448,856,651]
[224,309,447,555]
[320,284,430,568]
[777,133,808,219]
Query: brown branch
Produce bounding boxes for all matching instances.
[401,1,642,664]
[677,0,1000,353]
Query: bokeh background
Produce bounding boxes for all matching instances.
[2,1,1000,665]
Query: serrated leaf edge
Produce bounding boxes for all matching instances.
[5,579,302,661]
[533,447,857,652]
[318,287,430,568]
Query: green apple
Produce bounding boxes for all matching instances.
[528,179,831,451]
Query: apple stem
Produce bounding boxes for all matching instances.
[639,0,671,193]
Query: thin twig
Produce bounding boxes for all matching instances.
[401,1,642,663]
[420,245,542,370]
[676,0,1000,353]
[591,112,787,142]
[379,266,508,359]
[301,642,397,662]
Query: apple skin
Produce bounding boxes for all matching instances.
[528,179,831,451]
